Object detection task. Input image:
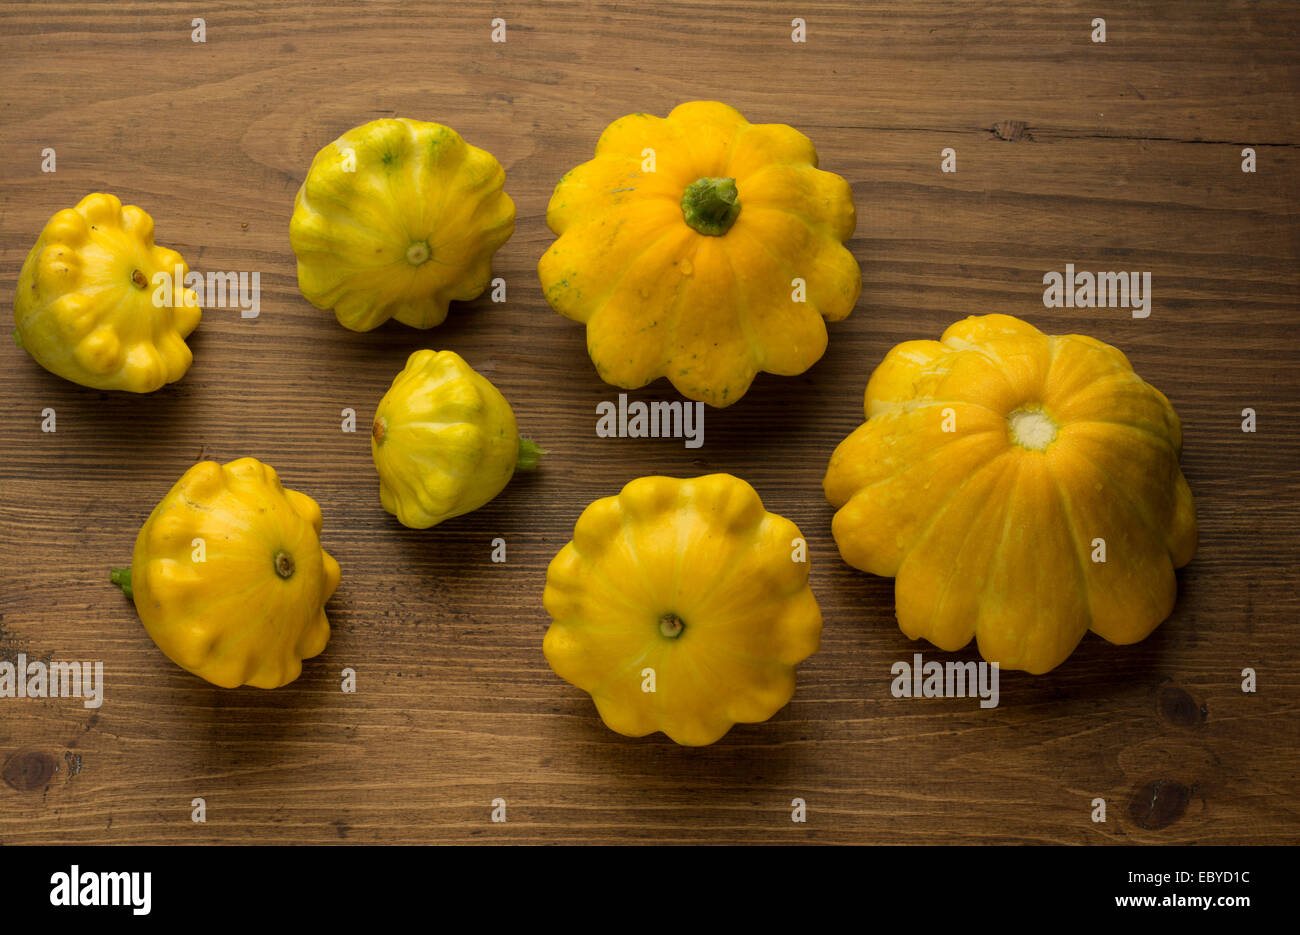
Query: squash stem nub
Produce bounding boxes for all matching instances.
[659,613,685,639]
[110,567,133,599]
[274,551,296,580]
[516,437,546,472]
[1007,407,1059,451]
[405,241,431,265]
[681,177,741,236]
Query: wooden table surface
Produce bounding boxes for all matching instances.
[1,0,1296,845]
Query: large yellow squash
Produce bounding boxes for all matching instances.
[14,193,201,392]
[543,474,822,745]
[371,349,541,529]
[114,458,341,689]
[290,118,515,331]
[539,101,860,407]
[824,314,1197,674]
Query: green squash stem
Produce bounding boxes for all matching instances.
[516,438,546,472]
[110,567,133,599]
[681,176,741,236]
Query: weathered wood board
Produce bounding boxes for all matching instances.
[0,0,1296,844]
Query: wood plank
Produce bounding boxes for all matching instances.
[1,0,1297,844]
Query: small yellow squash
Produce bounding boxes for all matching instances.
[823,314,1197,674]
[539,101,860,407]
[290,118,515,332]
[543,474,822,746]
[371,349,541,529]
[14,193,201,392]
[114,458,340,689]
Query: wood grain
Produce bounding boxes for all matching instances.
[0,0,1297,844]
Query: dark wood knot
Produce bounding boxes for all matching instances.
[1128,779,1192,830]
[2,750,57,792]
[1158,683,1207,726]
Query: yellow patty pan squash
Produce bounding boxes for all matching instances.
[372,349,542,529]
[543,474,822,746]
[112,458,340,689]
[538,101,860,407]
[14,193,201,392]
[290,118,515,331]
[824,314,1197,674]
